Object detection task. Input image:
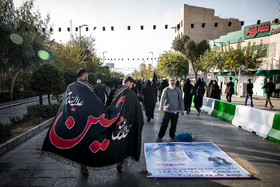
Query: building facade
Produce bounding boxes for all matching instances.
[175,4,242,42]
[209,19,280,96]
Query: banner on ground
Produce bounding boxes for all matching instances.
[144,142,250,178]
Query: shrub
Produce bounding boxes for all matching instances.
[0,123,12,143]
[63,69,77,86]
[23,90,37,98]
[0,103,60,143]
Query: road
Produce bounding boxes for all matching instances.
[0,103,279,186]
[0,95,59,124]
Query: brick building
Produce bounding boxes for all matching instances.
[175,4,242,42]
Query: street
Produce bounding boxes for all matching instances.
[0,103,279,186]
[0,95,59,124]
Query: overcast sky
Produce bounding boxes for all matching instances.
[13,0,280,73]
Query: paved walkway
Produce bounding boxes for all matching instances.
[220,94,280,114]
[0,103,279,186]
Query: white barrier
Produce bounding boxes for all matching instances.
[201,97,216,115]
[232,105,276,138]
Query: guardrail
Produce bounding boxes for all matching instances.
[201,97,280,143]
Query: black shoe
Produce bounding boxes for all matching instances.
[170,137,178,142]
[265,105,267,108]
[270,106,274,109]
[80,165,89,175]
[156,137,162,142]
[117,162,123,173]
[147,117,151,122]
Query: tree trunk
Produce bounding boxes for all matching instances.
[191,60,198,83]
[48,94,51,105]
[7,69,22,101]
[39,93,43,105]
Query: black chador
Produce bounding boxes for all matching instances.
[142,80,157,122]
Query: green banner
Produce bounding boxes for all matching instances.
[244,21,270,39]
[270,18,280,35]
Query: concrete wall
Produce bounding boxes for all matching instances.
[175,4,242,42]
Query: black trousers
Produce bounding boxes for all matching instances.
[226,93,232,102]
[158,112,179,139]
[265,93,273,107]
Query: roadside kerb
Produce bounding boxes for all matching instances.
[0,117,54,155]
[232,105,276,138]
[268,114,280,143]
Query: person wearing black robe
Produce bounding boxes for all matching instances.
[94,79,108,104]
[209,80,220,100]
[183,78,194,114]
[206,80,213,97]
[194,78,205,114]
[142,79,157,122]
[158,79,169,101]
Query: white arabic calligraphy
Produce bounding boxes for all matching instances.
[65,92,83,106]
[112,119,132,140]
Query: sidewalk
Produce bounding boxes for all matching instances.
[0,103,279,186]
[220,94,280,114]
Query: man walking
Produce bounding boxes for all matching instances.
[225,77,234,102]
[156,77,184,142]
[262,77,275,109]
[244,79,253,107]
[94,79,108,104]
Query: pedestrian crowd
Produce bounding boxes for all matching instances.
[64,68,279,175]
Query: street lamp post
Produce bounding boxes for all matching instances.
[149,51,154,68]
[79,24,88,44]
[102,51,107,65]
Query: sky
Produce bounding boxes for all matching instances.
[13,0,280,74]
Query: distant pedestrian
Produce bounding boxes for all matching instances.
[175,80,181,90]
[158,79,169,101]
[244,79,254,107]
[183,78,194,114]
[202,78,207,90]
[262,77,275,109]
[156,77,184,142]
[194,78,205,114]
[142,80,157,122]
[225,77,234,102]
[94,79,108,104]
[274,81,280,98]
[206,80,213,97]
[209,80,220,100]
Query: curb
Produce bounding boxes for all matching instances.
[0,117,54,155]
[0,96,48,110]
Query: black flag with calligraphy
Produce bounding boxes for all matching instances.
[42,81,144,168]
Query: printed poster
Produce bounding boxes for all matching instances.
[144,142,251,178]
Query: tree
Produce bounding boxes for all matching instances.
[131,63,154,80]
[199,47,226,77]
[199,41,264,94]
[63,69,77,86]
[54,43,89,71]
[30,63,65,104]
[172,35,209,82]
[223,41,264,93]
[0,0,51,100]
[157,51,188,78]
[71,35,102,73]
